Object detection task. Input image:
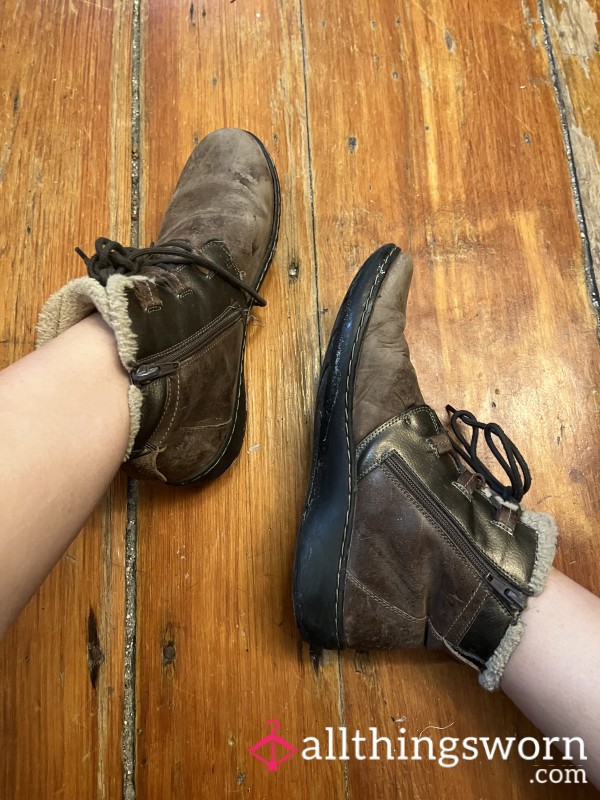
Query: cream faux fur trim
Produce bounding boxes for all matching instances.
[521,508,559,595]
[479,507,558,691]
[105,274,140,369]
[36,275,144,461]
[126,384,143,460]
[36,277,113,347]
[479,621,524,691]
[36,275,140,369]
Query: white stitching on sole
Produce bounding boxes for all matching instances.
[333,248,398,647]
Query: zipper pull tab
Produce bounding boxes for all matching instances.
[486,572,528,612]
[130,362,180,386]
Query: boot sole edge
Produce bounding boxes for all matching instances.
[292,244,401,648]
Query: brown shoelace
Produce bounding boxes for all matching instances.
[76,237,266,307]
[446,405,531,503]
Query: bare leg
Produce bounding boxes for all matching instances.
[502,568,600,787]
[0,314,130,638]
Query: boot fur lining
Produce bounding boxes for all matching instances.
[126,384,143,458]
[36,275,140,368]
[479,508,558,691]
[36,277,112,347]
[36,275,142,459]
[479,621,524,691]
[521,509,559,595]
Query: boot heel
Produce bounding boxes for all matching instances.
[178,380,247,485]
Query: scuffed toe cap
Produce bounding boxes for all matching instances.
[352,251,424,444]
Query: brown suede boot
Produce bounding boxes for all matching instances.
[37,128,280,484]
[293,245,557,690]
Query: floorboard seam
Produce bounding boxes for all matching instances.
[298,0,323,360]
[122,0,142,796]
[538,0,600,333]
[336,655,350,800]
[123,481,138,800]
[299,5,347,794]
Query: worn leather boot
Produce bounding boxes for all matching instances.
[37,128,280,484]
[293,244,557,690]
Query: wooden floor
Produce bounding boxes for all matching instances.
[1,1,599,798]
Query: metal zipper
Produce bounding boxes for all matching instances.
[385,453,528,614]
[130,305,244,387]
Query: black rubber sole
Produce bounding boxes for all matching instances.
[292,243,401,648]
[174,133,281,486]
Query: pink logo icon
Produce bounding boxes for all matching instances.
[248,719,298,772]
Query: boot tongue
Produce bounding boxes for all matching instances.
[352,252,424,444]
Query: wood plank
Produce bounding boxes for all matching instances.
[545,0,600,307]
[302,0,600,797]
[136,1,343,797]
[0,1,132,797]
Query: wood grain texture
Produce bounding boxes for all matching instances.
[135,1,343,798]
[302,0,600,797]
[545,0,600,303]
[0,1,132,797]
[1,0,599,797]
